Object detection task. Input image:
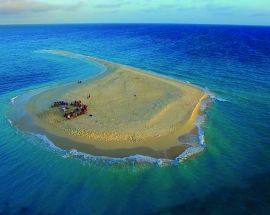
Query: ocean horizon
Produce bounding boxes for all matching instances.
[1,22,270,27]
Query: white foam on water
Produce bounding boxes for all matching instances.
[65,149,174,166]
[196,115,206,146]
[176,145,205,161]
[213,96,228,102]
[10,96,18,104]
[30,133,64,153]
[204,88,228,103]
[176,113,207,162]
[200,98,209,111]
[30,132,174,166]
[29,127,209,166]
[7,119,13,126]
[175,89,213,162]
[65,149,172,166]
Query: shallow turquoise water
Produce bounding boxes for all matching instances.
[0,24,270,214]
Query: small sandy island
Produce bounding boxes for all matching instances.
[21,50,209,159]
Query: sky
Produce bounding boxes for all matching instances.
[0,0,269,25]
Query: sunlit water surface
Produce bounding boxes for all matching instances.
[0,24,270,215]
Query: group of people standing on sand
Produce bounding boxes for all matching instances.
[51,99,88,120]
[51,101,68,107]
[70,100,88,113]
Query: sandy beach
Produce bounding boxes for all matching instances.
[23,50,209,159]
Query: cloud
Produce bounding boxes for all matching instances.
[93,0,129,9]
[0,0,84,15]
[66,1,85,11]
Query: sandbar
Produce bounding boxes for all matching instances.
[20,50,209,159]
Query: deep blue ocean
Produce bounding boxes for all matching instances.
[0,24,270,215]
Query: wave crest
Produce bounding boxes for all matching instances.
[204,88,228,102]
[30,133,174,166]
[10,95,18,104]
[29,131,209,166]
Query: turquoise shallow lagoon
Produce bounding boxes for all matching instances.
[0,24,270,214]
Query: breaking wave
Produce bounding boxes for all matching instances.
[204,88,228,103]
[176,113,207,161]
[7,119,13,126]
[10,95,18,104]
[30,133,174,166]
[29,129,209,167]
[212,96,228,102]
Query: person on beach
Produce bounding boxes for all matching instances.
[64,113,71,119]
